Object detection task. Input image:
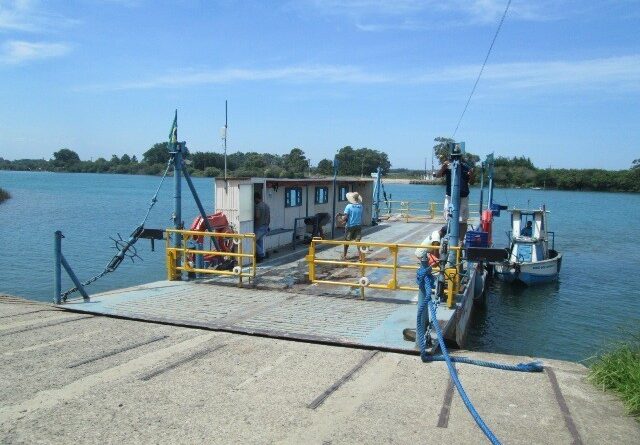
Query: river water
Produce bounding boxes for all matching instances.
[1,171,639,362]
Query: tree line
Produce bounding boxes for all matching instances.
[2,139,637,192]
[0,144,391,179]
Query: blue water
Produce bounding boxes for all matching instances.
[1,171,639,362]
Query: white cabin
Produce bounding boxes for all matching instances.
[214,176,374,254]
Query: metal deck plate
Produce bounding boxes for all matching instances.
[61,280,423,352]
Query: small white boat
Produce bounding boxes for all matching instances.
[494,207,562,285]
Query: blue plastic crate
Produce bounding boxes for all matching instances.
[464,230,489,248]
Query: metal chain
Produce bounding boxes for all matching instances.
[60,156,175,301]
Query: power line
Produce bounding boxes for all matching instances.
[452,0,512,138]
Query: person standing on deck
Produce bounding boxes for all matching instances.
[254,192,270,262]
[341,192,363,260]
[403,226,447,345]
[436,147,473,244]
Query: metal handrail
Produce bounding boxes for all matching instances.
[382,200,480,221]
[165,229,257,287]
[306,238,461,306]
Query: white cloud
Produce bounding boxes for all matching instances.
[416,55,640,91]
[0,40,70,65]
[84,55,640,93]
[87,65,390,90]
[292,0,555,30]
[0,0,77,32]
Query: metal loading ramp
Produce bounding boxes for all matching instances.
[59,280,454,353]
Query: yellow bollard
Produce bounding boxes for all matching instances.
[445,267,456,308]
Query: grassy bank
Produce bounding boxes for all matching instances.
[0,187,9,204]
[589,335,640,418]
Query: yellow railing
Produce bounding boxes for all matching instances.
[165,229,256,287]
[382,200,479,222]
[306,238,462,307]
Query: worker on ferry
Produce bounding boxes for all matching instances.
[254,192,270,263]
[414,225,447,267]
[340,192,363,260]
[403,226,447,345]
[520,220,533,237]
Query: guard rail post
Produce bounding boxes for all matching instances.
[54,231,62,304]
[307,239,316,282]
[390,245,398,289]
[359,246,366,300]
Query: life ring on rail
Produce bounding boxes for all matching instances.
[358,276,370,287]
[190,212,235,254]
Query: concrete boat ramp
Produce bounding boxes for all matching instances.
[1,222,638,443]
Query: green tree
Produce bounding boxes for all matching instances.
[335,146,391,176]
[51,148,80,167]
[316,159,333,175]
[632,159,640,169]
[283,148,309,177]
[120,154,131,165]
[191,151,225,171]
[143,142,170,165]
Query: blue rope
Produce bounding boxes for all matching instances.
[415,265,543,444]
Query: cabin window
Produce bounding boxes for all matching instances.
[338,185,349,202]
[285,187,302,208]
[515,244,533,263]
[315,186,329,204]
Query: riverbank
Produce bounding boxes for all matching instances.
[0,187,9,204]
[1,296,638,443]
[589,335,640,418]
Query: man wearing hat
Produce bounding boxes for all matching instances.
[340,191,363,260]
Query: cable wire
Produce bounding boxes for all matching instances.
[452,0,512,138]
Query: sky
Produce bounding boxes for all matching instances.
[0,0,639,170]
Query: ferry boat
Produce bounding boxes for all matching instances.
[53,137,504,352]
[494,207,562,285]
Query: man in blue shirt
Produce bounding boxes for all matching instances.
[341,191,363,260]
[520,220,533,237]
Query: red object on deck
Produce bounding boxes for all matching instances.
[481,209,493,245]
[190,212,234,254]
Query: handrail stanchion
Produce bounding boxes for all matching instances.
[238,235,243,287]
[390,245,398,289]
[307,239,316,282]
[359,244,366,300]
[54,231,62,304]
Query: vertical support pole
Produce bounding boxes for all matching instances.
[430,202,436,219]
[166,231,177,280]
[447,156,461,267]
[331,155,338,239]
[391,245,398,290]
[173,142,183,265]
[373,166,381,225]
[359,245,365,300]
[307,240,316,282]
[54,231,62,304]
[479,162,485,214]
[195,240,204,277]
[251,235,257,278]
[238,235,243,288]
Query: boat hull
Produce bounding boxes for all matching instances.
[495,254,562,286]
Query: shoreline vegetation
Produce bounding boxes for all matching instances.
[588,335,640,418]
[1,141,639,193]
[0,187,9,204]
